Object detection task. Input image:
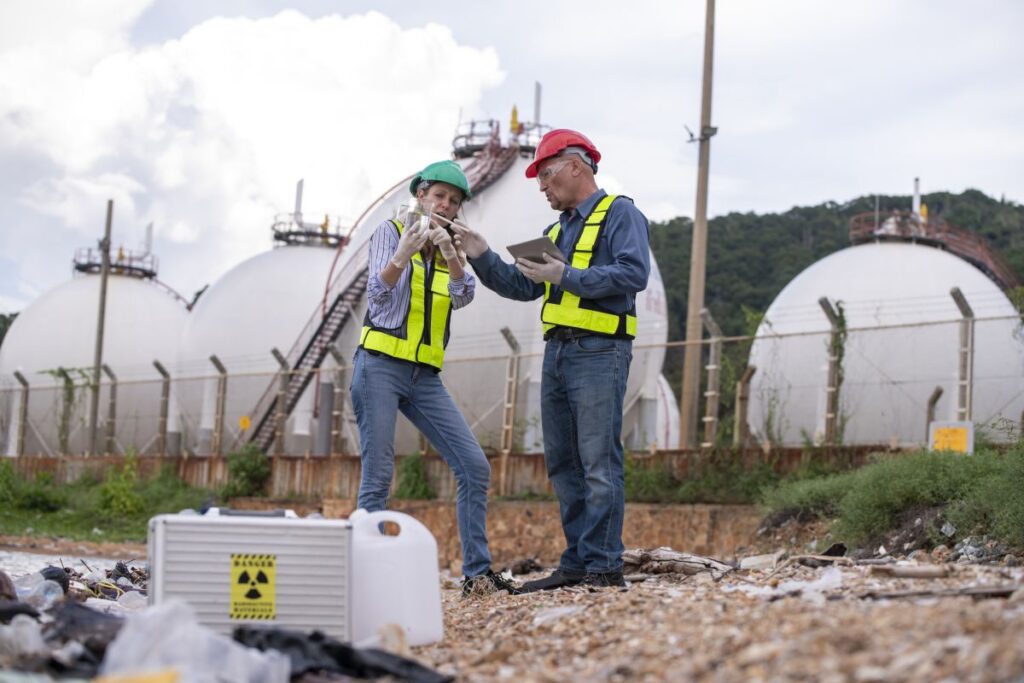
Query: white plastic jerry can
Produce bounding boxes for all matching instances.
[350,510,444,646]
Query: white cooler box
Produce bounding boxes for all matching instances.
[148,508,444,646]
[148,509,353,641]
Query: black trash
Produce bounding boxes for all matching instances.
[235,626,453,683]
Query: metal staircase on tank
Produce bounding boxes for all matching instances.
[243,126,518,453]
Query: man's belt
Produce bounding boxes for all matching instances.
[545,326,595,342]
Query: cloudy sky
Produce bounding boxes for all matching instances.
[1,0,1021,313]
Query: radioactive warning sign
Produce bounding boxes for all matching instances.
[230,553,276,620]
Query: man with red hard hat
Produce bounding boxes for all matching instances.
[452,128,650,591]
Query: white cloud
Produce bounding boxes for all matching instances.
[0,4,504,303]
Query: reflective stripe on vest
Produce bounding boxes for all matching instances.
[541,194,638,338]
[359,220,453,369]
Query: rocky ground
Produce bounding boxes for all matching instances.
[2,530,1024,681]
[421,560,1024,682]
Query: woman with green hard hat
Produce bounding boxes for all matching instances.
[351,159,519,597]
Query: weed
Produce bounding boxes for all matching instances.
[98,452,145,516]
[222,444,272,499]
[394,452,436,500]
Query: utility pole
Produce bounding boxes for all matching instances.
[679,0,717,448]
[88,200,113,456]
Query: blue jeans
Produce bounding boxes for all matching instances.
[350,348,493,577]
[542,335,632,574]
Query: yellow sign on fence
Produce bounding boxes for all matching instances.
[928,421,974,454]
[229,553,276,620]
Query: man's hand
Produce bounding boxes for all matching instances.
[515,253,566,285]
[429,225,459,262]
[449,222,489,259]
[392,219,429,268]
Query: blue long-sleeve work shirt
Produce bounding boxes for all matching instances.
[469,189,650,314]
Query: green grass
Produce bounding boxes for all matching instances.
[760,444,1024,548]
[0,457,211,542]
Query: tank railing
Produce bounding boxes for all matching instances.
[849,211,1019,290]
[452,119,500,158]
[271,213,348,248]
[73,247,158,279]
[508,123,550,153]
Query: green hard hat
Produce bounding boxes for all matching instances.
[409,160,472,200]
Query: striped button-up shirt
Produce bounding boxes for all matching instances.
[365,219,475,330]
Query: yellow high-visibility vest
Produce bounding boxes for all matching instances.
[541,194,638,338]
[359,220,453,369]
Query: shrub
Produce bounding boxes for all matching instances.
[625,457,678,502]
[98,453,145,516]
[18,471,67,512]
[221,445,272,499]
[394,453,435,500]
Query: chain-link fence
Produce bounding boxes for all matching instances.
[1,314,1021,459]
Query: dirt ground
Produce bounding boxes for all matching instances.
[0,534,146,560]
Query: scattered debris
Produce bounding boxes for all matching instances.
[622,547,733,580]
[868,565,950,579]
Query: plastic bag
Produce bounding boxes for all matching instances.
[99,600,289,683]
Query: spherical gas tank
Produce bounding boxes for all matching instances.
[176,244,340,453]
[747,242,1024,447]
[0,274,188,455]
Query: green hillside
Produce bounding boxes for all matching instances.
[650,189,1024,341]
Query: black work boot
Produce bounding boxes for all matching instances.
[581,570,626,589]
[462,570,521,597]
[518,568,586,593]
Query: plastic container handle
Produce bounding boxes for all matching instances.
[352,510,431,540]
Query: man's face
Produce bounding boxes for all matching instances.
[417,182,464,220]
[536,155,577,211]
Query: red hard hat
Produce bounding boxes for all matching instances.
[525,128,602,178]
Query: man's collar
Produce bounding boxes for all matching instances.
[563,188,607,222]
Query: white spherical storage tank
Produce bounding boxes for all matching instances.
[0,273,188,456]
[309,146,676,456]
[746,242,1024,447]
[176,241,342,454]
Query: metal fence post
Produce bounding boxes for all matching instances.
[56,367,74,455]
[153,360,171,457]
[926,386,944,442]
[499,327,521,495]
[818,297,843,446]
[13,371,29,457]
[950,287,974,422]
[101,364,117,455]
[271,348,289,456]
[327,348,349,455]
[733,365,756,448]
[209,355,228,456]
[700,309,722,449]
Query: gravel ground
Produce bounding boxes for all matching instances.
[418,563,1024,682]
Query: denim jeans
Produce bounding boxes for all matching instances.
[349,348,493,577]
[541,335,632,574]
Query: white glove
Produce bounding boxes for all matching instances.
[429,225,459,261]
[391,218,429,268]
[449,222,489,259]
[516,252,566,285]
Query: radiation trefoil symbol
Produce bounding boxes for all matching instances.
[230,554,276,620]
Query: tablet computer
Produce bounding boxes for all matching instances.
[507,237,566,265]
